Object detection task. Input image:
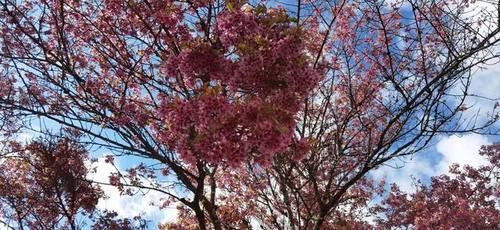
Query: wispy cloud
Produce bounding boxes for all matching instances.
[372,133,492,193]
[88,158,178,228]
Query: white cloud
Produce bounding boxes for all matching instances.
[0,217,10,230]
[372,134,492,193]
[435,134,491,174]
[371,154,435,193]
[16,132,34,143]
[88,158,178,227]
[448,64,500,130]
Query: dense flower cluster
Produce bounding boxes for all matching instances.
[154,6,320,166]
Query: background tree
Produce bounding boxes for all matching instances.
[375,144,500,229]
[0,134,102,229]
[0,0,499,229]
[0,134,149,230]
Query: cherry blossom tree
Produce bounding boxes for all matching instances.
[0,134,149,230]
[199,0,500,228]
[0,0,499,228]
[376,144,500,229]
[0,135,102,229]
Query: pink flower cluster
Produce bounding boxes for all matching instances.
[153,7,320,166]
